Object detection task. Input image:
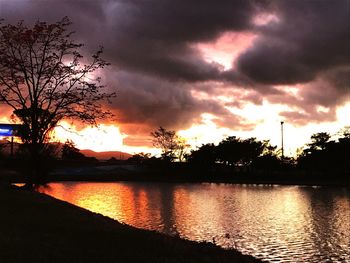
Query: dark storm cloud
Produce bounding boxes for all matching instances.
[1,0,349,137]
[1,0,348,85]
[325,67,350,93]
[234,0,350,124]
[1,0,263,135]
[237,0,350,86]
[106,71,248,131]
[279,108,337,126]
[101,0,262,82]
[265,71,349,126]
[0,0,265,82]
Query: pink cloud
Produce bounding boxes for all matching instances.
[196,31,257,70]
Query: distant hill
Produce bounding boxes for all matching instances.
[80,149,132,160]
[0,140,132,160]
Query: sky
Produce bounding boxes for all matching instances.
[0,0,349,156]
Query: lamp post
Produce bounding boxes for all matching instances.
[10,136,14,157]
[281,121,284,159]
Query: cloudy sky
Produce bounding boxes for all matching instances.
[0,0,349,154]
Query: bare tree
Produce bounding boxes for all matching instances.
[151,126,188,162]
[0,17,115,186]
[175,137,190,162]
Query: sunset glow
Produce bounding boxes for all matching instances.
[1,1,350,262]
[0,0,348,158]
[53,122,125,152]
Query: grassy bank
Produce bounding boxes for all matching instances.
[0,183,261,263]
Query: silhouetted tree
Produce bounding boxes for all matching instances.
[187,143,217,166]
[251,141,282,170]
[127,152,151,165]
[308,132,331,151]
[337,127,350,144]
[297,132,329,171]
[151,127,188,162]
[239,138,266,166]
[187,137,280,174]
[175,137,190,162]
[0,17,114,187]
[335,129,350,171]
[216,136,266,167]
[216,136,241,166]
[297,130,350,173]
[61,140,85,160]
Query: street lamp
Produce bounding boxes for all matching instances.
[281,121,284,159]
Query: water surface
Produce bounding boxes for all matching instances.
[40,182,350,262]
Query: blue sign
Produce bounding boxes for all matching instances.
[0,124,23,137]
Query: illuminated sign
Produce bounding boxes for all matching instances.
[0,128,13,136]
[0,124,24,137]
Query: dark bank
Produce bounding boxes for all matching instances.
[0,184,260,263]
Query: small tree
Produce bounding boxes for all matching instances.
[61,139,85,160]
[0,17,115,186]
[175,137,190,162]
[150,126,188,162]
[127,152,151,165]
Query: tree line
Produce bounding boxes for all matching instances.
[297,129,350,172]
[130,126,350,175]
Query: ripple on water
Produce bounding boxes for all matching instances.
[40,183,350,263]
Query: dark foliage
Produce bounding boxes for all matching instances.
[0,17,114,186]
[61,140,85,160]
[127,152,152,165]
[187,136,281,173]
[187,143,217,167]
[297,130,350,173]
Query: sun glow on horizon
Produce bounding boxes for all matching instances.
[178,102,350,157]
[1,102,349,157]
[53,122,126,152]
[52,122,161,155]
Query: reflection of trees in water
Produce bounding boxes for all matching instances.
[158,184,178,235]
[124,183,178,235]
[302,188,350,261]
[42,183,350,262]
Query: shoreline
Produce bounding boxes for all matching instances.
[0,183,261,262]
[2,165,349,187]
[5,174,350,188]
[49,166,350,187]
[47,175,350,187]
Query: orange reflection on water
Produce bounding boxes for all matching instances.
[172,185,225,240]
[40,182,350,262]
[40,182,164,230]
[41,183,135,223]
[269,188,310,233]
[333,195,350,250]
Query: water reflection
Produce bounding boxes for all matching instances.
[40,183,350,262]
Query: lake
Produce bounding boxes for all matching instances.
[40,182,350,262]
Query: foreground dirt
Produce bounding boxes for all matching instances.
[0,184,261,263]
